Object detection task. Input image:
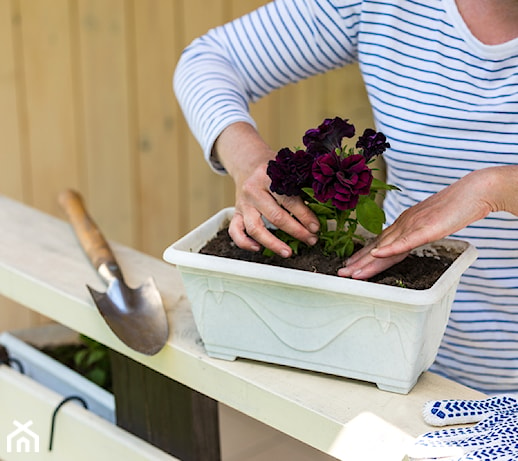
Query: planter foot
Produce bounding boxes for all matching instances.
[207,350,237,361]
[375,381,415,395]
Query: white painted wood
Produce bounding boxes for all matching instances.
[0,324,115,423]
[0,365,178,460]
[0,195,486,461]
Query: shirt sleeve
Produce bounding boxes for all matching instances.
[173,0,362,173]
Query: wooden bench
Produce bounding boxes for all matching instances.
[0,195,486,460]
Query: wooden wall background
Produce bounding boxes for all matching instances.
[0,0,373,332]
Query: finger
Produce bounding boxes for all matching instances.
[261,196,319,247]
[241,208,294,257]
[338,252,407,279]
[275,194,320,235]
[371,229,436,258]
[343,239,378,266]
[228,212,262,252]
[238,168,318,247]
[230,204,298,258]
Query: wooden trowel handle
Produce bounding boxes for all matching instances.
[58,189,118,272]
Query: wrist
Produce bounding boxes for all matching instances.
[214,122,276,182]
[475,165,518,214]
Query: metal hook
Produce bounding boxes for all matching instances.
[48,396,88,451]
[0,345,26,374]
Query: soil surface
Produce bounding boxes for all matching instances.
[200,228,460,290]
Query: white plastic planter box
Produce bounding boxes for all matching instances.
[0,324,115,423]
[164,208,477,394]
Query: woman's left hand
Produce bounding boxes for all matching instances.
[338,167,504,279]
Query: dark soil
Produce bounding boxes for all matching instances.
[200,228,460,290]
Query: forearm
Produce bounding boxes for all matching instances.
[214,122,276,185]
[173,0,358,171]
[173,38,255,172]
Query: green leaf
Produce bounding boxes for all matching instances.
[85,349,106,368]
[356,196,386,234]
[318,215,328,233]
[370,177,400,191]
[342,238,355,258]
[307,202,334,217]
[289,239,300,255]
[301,187,315,198]
[86,368,107,388]
[73,349,88,368]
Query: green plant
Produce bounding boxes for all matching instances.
[267,116,398,258]
[73,335,112,391]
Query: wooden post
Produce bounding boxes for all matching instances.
[110,351,221,461]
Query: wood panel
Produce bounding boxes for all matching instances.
[76,0,136,246]
[0,0,25,201]
[132,0,182,257]
[180,0,235,232]
[18,0,80,214]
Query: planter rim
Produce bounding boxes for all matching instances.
[164,207,478,306]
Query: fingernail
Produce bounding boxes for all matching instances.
[309,223,319,233]
[338,268,351,277]
[280,249,291,258]
[308,236,318,246]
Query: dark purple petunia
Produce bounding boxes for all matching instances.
[267,147,314,196]
[302,117,355,156]
[356,128,391,162]
[312,153,373,211]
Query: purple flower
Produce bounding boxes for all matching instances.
[312,153,373,211]
[356,128,391,162]
[303,117,355,156]
[267,148,314,196]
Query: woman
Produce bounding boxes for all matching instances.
[174,0,518,393]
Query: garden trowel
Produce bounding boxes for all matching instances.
[58,189,169,355]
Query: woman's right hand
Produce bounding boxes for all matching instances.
[215,122,320,257]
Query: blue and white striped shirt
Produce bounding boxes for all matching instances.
[174,0,518,393]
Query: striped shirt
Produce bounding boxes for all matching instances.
[174,0,518,393]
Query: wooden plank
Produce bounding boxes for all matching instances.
[110,351,220,461]
[0,297,46,333]
[180,0,235,233]
[17,0,80,215]
[0,366,179,461]
[132,0,183,258]
[76,0,137,247]
[0,195,487,461]
[0,0,25,201]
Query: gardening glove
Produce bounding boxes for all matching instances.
[407,395,518,461]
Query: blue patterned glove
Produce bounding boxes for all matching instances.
[407,396,518,461]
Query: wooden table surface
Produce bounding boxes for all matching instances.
[0,195,486,461]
